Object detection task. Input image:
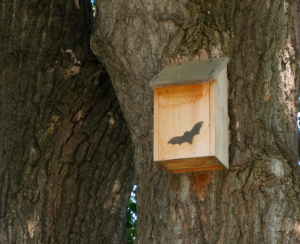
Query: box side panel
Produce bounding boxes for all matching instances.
[153,88,159,161]
[209,81,216,156]
[157,84,210,161]
[214,67,229,168]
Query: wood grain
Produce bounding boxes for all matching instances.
[153,68,229,173]
[153,68,229,172]
[157,83,210,161]
[155,156,227,174]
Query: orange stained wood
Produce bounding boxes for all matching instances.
[155,156,227,174]
[195,172,211,201]
[155,83,210,161]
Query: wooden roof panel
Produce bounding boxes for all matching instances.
[150,57,229,88]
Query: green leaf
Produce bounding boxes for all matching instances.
[126,185,137,242]
[129,202,137,213]
[126,222,133,229]
[126,232,133,240]
[126,211,132,223]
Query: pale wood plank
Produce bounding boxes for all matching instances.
[157,83,210,161]
[153,88,159,161]
[214,67,229,168]
[209,81,216,156]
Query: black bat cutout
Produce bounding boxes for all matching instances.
[168,121,204,145]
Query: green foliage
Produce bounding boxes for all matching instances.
[91,0,96,16]
[126,186,137,243]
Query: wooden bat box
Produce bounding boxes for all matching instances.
[150,57,229,174]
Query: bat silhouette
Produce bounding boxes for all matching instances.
[168,121,203,145]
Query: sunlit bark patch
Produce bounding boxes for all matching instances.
[75,0,80,9]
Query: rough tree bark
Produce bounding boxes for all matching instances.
[91,0,300,243]
[0,0,134,243]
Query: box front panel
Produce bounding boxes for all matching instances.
[157,84,210,161]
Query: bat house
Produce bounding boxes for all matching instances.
[150,57,229,174]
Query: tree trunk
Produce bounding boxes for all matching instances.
[0,1,134,243]
[91,0,300,243]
